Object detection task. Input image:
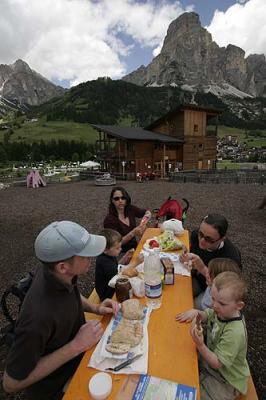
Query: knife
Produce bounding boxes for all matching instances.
[105,354,142,372]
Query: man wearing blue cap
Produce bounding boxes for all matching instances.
[3,221,119,400]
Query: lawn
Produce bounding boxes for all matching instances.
[217,125,266,148]
[0,119,98,144]
[216,161,266,170]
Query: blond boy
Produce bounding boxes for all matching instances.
[177,272,250,399]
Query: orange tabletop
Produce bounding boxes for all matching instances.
[63,228,200,400]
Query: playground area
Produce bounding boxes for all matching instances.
[0,180,265,399]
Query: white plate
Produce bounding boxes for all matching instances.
[143,237,161,251]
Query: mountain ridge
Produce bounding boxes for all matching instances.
[122,12,266,98]
[0,59,65,107]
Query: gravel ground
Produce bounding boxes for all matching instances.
[0,179,265,399]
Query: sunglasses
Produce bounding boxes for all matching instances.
[113,196,126,201]
[198,230,221,244]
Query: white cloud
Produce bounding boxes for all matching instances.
[207,0,266,58]
[0,0,191,86]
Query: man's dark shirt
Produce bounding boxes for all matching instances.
[5,267,85,400]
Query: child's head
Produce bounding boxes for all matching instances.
[100,229,122,257]
[207,258,241,285]
[211,271,247,320]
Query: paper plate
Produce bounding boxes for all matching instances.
[143,237,161,251]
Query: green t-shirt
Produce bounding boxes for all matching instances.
[205,309,250,394]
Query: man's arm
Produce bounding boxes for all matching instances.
[3,320,103,394]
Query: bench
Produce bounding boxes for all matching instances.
[237,376,258,400]
[85,288,102,321]
[85,289,258,399]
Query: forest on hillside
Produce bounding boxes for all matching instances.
[0,139,94,164]
[30,78,266,130]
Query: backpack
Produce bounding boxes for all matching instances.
[0,272,34,346]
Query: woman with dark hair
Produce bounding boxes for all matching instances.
[103,186,150,253]
[180,214,242,297]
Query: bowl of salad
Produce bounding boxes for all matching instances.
[157,230,183,251]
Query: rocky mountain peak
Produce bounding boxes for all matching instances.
[11,59,32,73]
[167,11,200,35]
[0,59,65,106]
[123,12,266,97]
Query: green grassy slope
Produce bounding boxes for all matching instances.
[217,125,266,148]
[0,119,98,144]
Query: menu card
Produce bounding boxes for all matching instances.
[115,374,197,400]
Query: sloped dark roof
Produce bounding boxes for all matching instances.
[145,103,222,130]
[91,124,184,143]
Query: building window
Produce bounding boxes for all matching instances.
[194,124,198,132]
[199,143,204,150]
[127,143,134,151]
[154,143,163,150]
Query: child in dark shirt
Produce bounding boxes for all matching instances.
[95,229,142,301]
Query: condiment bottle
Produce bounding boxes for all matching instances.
[140,211,151,226]
[115,277,132,303]
[161,258,175,285]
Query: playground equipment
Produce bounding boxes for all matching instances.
[26,170,46,188]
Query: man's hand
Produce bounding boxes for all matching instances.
[98,299,120,317]
[72,320,104,354]
[175,309,199,322]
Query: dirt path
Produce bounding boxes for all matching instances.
[0,180,265,399]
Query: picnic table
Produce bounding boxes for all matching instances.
[63,228,200,399]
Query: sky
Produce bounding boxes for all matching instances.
[0,0,265,88]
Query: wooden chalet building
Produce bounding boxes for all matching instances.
[91,104,221,178]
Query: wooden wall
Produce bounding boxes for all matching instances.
[96,106,219,173]
[150,115,184,138]
[134,142,154,172]
[184,109,206,137]
[182,136,217,170]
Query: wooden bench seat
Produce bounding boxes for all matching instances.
[237,376,258,400]
[85,288,102,321]
[85,289,258,399]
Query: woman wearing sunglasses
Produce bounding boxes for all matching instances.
[180,214,242,299]
[103,186,150,254]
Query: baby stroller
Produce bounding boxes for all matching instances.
[152,197,189,227]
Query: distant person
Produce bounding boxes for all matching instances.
[103,186,151,253]
[95,228,143,301]
[180,214,241,298]
[3,221,119,400]
[177,272,250,400]
[258,195,266,209]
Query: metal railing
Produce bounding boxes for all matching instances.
[169,169,265,184]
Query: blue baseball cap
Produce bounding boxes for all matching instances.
[34,221,106,262]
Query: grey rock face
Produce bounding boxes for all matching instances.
[0,59,65,105]
[123,12,266,97]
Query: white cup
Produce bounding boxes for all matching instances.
[88,372,112,400]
